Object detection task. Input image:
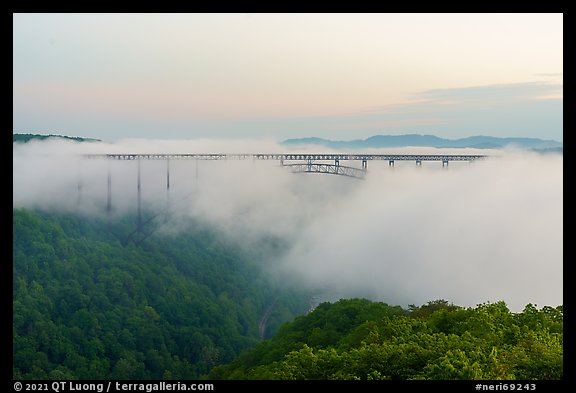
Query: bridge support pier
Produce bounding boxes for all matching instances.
[389,160,395,167]
[166,157,170,192]
[166,158,170,212]
[76,179,82,211]
[442,160,449,168]
[416,160,422,166]
[76,159,82,211]
[362,159,367,169]
[107,164,112,233]
[137,159,142,241]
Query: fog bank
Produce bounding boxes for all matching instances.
[13,138,562,311]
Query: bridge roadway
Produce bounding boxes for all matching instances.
[85,154,487,178]
[84,153,487,162]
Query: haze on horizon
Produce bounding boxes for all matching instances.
[13,13,563,143]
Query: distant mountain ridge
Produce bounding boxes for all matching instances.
[282,134,562,150]
[13,133,101,143]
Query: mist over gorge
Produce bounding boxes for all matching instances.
[13,137,563,312]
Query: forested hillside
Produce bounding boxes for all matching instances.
[208,298,563,380]
[12,209,563,381]
[13,133,101,143]
[13,209,308,379]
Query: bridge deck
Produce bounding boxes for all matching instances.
[84,153,487,161]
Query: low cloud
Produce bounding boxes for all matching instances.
[13,138,562,311]
[275,152,562,311]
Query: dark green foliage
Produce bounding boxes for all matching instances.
[13,208,308,379]
[13,208,563,381]
[208,299,562,380]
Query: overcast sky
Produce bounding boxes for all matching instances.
[13,13,563,142]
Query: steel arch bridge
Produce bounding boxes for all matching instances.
[84,153,487,179]
[79,152,487,243]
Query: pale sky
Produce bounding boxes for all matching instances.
[13,13,563,142]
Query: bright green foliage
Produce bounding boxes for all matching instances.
[207,298,406,379]
[208,299,563,380]
[13,209,308,379]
